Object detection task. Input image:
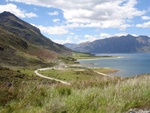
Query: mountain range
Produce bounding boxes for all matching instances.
[0,11,71,67]
[64,35,150,53]
[1,11,150,67]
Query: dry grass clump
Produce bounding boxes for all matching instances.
[0,70,149,113]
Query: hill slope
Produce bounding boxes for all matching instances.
[66,35,150,53]
[0,11,71,67]
[0,11,70,54]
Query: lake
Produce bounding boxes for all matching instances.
[78,53,150,77]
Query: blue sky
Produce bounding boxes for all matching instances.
[0,0,150,44]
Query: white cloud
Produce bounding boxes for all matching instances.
[0,3,25,18]
[69,32,75,35]
[100,33,112,38]
[53,37,72,44]
[7,0,145,29]
[84,34,98,42]
[25,12,38,18]
[33,8,38,11]
[34,25,69,35]
[141,16,150,20]
[53,34,97,44]
[136,21,150,28]
[84,35,93,39]
[0,3,38,18]
[53,19,60,23]
[100,33,138,38]
[113,33,128,37]
[48,11,59,16]
[53,39,70,44]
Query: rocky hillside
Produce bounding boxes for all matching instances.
[65,35,150,53]
[0,11,70,54]
[0,11,71,67]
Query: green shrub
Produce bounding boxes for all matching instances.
[57,86,71,96]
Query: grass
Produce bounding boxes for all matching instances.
[16,51,40,61]
[0,25,59,68]
[92,67,118,74]
[14,68,36,76]
[0,69,149,113]
[39,66,117,82]
[39,66,118,83]
[72,52,117,59]
[58,55,78,64]
[39,67,100,82]
[0,66,149,113]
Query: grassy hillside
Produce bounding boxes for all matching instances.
[0,65,149,113]
[0,11,71,55]
[0,11,72,67]
[0,25,57,67]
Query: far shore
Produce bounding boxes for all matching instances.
[72,52,122,60]
[76,56,123,61]
[72,55,121,77]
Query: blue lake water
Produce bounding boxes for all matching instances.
[78,53,150,77]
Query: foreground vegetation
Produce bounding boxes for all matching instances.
[0,65,149,113]
[0,11,149,112]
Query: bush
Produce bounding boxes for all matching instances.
[57,86,71,96]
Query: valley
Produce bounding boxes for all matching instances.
[0,11,149,113]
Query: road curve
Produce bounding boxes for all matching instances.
[34,68,70,85]
[93,70,112,77]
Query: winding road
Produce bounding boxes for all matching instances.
[34,68,70,85]
[93,70,112,77]
[34,66,112,86]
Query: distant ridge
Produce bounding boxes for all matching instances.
[64,35,150,53]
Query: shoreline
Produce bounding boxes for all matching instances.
[74,57,120,77]
[77,56,123,61]
[68,63,118,78]
[76,56,150,78]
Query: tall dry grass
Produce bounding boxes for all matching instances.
[0,75,149,113]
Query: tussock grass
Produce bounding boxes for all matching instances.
[0,71,149,113]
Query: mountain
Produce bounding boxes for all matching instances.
[0,11,70,54]
[66,35,150,53]
[64,43,77,49]
[0,11,71,67]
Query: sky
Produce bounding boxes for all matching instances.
[0,0,150,44]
